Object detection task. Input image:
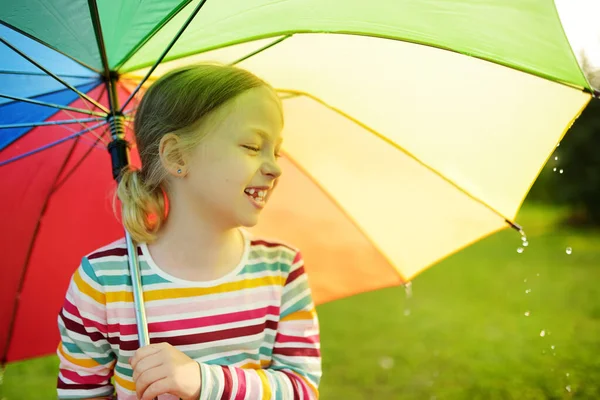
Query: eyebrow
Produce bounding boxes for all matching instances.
[251,128,283,145]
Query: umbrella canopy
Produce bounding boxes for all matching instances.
[0,0,595,363]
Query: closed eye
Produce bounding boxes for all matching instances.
[242,145,260,152]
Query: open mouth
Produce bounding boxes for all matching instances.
[244,188,268,207]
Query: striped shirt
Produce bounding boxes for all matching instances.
[57,231,321,399]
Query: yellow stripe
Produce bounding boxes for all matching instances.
[239,359,271,369]
[58,344,100,368]
[255,369,272,400]
[281,309,315,322]
[105,275,286,303]
[114,373,136,392]
[73,270,105,304]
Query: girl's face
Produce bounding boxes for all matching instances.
[180,86,284,228]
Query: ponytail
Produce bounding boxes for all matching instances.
[116,168,166,243]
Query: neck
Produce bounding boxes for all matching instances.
[148,192,244,277]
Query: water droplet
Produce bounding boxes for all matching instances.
[517,247,524,254]
[566,385,572,393]
[379,356,394,370]
[557,142,561,147]
[566,247,572,255]
[404,308,411,316]
[523,241,529,247]
[553,167,557,172]
[540,330,546,337]
[524,278,528,283]
[537,273,540,277]
[524,311,530,316]
[555,156,559,161]
[560,169,564,174]
[521,236,527,242]
[404,281,413,299]
[525,289,532,294]
[551,345,556,350]
[566,373,570,377]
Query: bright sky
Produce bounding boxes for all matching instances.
[555,0,600,77]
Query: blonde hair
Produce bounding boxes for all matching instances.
[116,64,271,243]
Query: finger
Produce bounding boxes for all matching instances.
[130,344,166,370]
[141,377,170,400]
[135,365,167,400]
[132,354,164,383]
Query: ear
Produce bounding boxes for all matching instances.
[159,133,187,177]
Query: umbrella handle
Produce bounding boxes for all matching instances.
[125,231,158,400]
[125,231,151,347]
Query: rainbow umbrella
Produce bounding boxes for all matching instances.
[0,0,596,364]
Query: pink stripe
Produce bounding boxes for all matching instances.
[108,304,280,336]
[63,299,107,334]
[248,369,261,398]
[276,334,319,344]
[106,289,279,319]
[60,369,109,385]
[67,290,107,321]
[234,368,247,400]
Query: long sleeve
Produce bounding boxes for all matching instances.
[199,251,322,400]
[57,257,116,399]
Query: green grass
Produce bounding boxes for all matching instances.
[2,204,600,399]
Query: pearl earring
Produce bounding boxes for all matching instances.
[177,169,182,174]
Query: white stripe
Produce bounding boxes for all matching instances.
[229,365,239,400]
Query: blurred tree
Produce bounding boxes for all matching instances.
[528,92,600,225]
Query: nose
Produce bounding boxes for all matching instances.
[261,157,282,179]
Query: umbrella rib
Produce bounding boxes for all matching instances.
[0,70,96,79]
[113,0,196,70]
[119,0,209,112]
[229,35,292,66]
[0,37,109,113]
[281,149,408,284]
[0,94,106,117]
[0,121,107,167]
[0,117,105,129]
[278,89,522,231]
[51,125,111,194]
[0,21,101,74]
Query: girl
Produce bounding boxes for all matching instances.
[56,64,321,400]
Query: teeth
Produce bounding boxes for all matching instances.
[258,190,266,198]
[248,189,255,195]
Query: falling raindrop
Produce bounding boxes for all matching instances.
[560,169,564,174]
[404,281,413,299]
[566,247,573,255]
[540,330,546,337]
[524,311,530,317]
[379,356,394,370]
[517,247,524,254]
[566,385,572,393]
[523,241,529,247]
[525,289,532,294]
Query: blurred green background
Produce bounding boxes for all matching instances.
[1,100,599,399]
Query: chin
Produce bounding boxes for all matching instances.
[237,214,260,228]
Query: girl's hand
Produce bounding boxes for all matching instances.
[130,342,201,400]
